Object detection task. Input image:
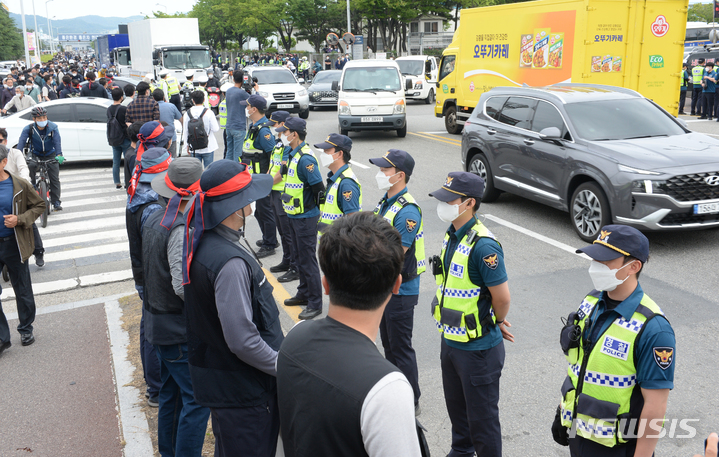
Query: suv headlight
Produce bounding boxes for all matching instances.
[339,100,350,115]
[393,99,406,114]
[259,91,269,98]
[413,81,423,89]
[632,180,667,194]
[298,89,307,97]
[618,164,662,176]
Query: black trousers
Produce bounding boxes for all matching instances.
[222,129,227,159]
[0,235,36,344]
[441,338,505,457]
[692,87,704,115]
[255,194,277,248]
[379,294,421,404]
[569,436,636,457]
[288,214,322,310]
[28,155,61,204]
[703,92,716,119]
[270,190,294,268]
[210,395,280,457]
[169,93,182,113]
[679,90,687,113]
[32,223,43,256]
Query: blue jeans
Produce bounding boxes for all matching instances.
[192,152,214,168]
[226,129,245,163]
[155,343,210,457]
[112,138,131,185]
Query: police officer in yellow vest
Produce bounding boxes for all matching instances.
[241,94,278,259]
[552,225,675,457]
[369,149,425,413]
[218,97,227,158]
[276,117,325,320]
[159,69,182,113]
[691,58,705,116]
[314,133,361,236]
[266,110,298,283]
[428,171,512,457]
[679,63,689,115]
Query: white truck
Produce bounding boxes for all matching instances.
[396,55,438,104]
[127,18,212,84]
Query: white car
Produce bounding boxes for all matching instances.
[1,98,183,162]
[244,66,310,119]
[396,56,439,104]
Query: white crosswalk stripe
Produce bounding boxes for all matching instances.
[1,166,136,300]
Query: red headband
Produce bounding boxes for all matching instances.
[127,155,172,200]
[159,175,201,229]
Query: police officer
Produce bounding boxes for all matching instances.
[218,95,227,158]
[315,133,361,237]
[369,149,425,413]
[299,57,310,82]
[429,171,512,457]
[276,117,325,320]
[182,71,195,91]
[241,94,277,259]
[552,225,675,457]
[679,63,689,115]
[159,70,181,112]
[265,111,297,282]
[700,61,717,121]
[691,58,705,116]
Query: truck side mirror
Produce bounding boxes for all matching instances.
[331,80,339,91]
[152,50,159,60]
[405,78,412,91]
[153,59,160,66]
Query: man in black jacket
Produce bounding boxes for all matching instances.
[80,71,108,98]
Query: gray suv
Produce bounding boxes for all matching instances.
[461,84,719,241]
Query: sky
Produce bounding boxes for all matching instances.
[3,0,196,20]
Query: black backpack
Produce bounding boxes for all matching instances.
[47,87,58,101]
[187,108,209,151]
[106,105,126,147]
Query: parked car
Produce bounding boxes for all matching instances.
[307,70,341,110]
[244,66,310,119]
[396,55,438,104]
[461,84,719,241]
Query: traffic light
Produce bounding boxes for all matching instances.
[715,0,719,19]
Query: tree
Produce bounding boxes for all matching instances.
[0,8,25,60]
[291,0,346,52]
[242,0,296,52]
[688,3,713,23]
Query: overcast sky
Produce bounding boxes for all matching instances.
[4,0,196,20]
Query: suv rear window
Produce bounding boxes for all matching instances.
[484,96,508,121]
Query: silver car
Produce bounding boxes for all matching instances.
[461,84,719,241]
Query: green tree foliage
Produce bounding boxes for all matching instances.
[291,0,346,52]
[687,3,713,23]
[0,8,24,60]
[241,0,296,52]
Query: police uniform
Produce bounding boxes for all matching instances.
[691,61,705,116]
[161,73,182,113]
[240,94,277,256]
[314,133,361,237]
[553,225,676,457]
[277,117,325,320]
[218,98,227,158]
[679,67,688,115]
[429,172,507,457]
[369,149,424,408]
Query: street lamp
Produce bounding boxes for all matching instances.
[45,0,54,54]
[155,3,167,13]
[31,0,41,61]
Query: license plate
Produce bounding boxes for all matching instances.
[693,202,719,214]
[321,98,334,101]
[361,116,383,122]
[277,104,293,109]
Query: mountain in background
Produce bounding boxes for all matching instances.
[9,13,144,35]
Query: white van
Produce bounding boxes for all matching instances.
[333,59,412,137]
[396,55,438,104]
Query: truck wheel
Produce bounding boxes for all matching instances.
[570,182,611,242]
[299,109,310,119]
[425,89,435,105]
[468,153,501,202]
[397,124,407,138]
[444,106,463,134]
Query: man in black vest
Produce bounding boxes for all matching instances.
[277,212,421,457]
[126,146,172,407]
[182,160,283,457]
[145,157,209,456]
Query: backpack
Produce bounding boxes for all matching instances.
[106,105,126,147]
[187,108,209,151]
[47,86,58,101]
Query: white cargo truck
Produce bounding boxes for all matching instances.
[128,18,212,84]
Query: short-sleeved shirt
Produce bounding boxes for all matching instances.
[443,217,507,351]
[288,142,323,219]
[375,187,422,296]
[224,86,249,131]
[584,284,675,390]
[0,178,14,237]
[157,101,182,140]
[327,164,361,215]
[704,70,717,93]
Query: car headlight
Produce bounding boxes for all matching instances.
[618,164,662,176]
[632,180,667,194]
[259,91,269,98]
[413,81,423,89]
[298,89,307,96]
[339,100,350,115]
[393,99,405,114]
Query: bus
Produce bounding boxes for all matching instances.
[685,22,718,50]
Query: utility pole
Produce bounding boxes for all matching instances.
[346,0,351,34]
[20,0,31,67]
[45,0,54,54]
[31,0,41,62]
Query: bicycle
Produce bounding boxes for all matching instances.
[30,156,54,228]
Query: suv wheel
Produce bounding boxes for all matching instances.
[299,108,310,119]
[425,88,435,105]
[468,153,501,202]
[570,182,611,242]
[444,106,463,134]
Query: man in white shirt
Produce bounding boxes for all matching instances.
[1,86,35,115]
[182,91,220,168]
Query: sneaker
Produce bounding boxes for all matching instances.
[115,183,122,189]
[255,246,276,259]
[53,201,63,211]
[35,253,44,267]
[278,269,299,283]
[148,395,159,407]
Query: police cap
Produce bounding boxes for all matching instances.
[576,225,649,263]
[429,171,485,202]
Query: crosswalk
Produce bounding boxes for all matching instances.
[0,166,134,300]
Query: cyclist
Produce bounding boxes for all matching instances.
[17,106,65,211]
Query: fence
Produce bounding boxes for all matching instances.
[408,32,455,56]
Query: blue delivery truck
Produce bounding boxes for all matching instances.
[95,34,130,72]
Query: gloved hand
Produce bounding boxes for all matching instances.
[552,405,569,446]
[56,155,65,165]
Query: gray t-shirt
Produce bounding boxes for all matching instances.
[224,86,249,131]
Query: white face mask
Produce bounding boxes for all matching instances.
[280,133,291,147]
[436,200,470,223]
[320,151,338,168]
[587,260,635,292]
[376,170,399,191]
[271,127,280,137]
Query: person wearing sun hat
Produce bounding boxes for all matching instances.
[142,157,209,455]
[552,225,675,457]
[182,160,284,456]
[126,147,173,407]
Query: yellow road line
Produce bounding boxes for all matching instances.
[263,268,301,323]
[409,132,462,146]
[420,131,463,144]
